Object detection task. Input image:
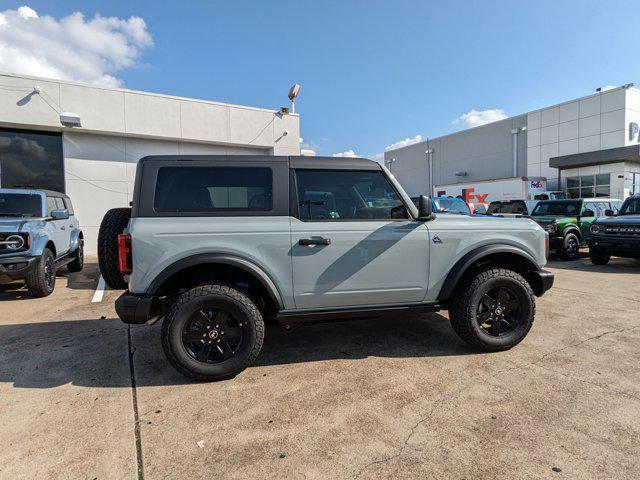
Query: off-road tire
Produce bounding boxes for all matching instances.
[449,267,535,351]
[589,247,611,265]
[67,238,84,272]
[161,283,265,381]
[27,248,56,297]
[560,232,580,261]
[98,208,131,289]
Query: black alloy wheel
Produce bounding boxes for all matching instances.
[476,287,520,337]
[562,233,580,260]
[182,308,246,364]
[44,255,55,290]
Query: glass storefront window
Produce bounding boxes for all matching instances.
[564,174,611,199]
[0,128,64,193]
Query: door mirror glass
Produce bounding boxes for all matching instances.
[417,195,434,220]
[50,209,69,220]
[604,209,614,217]
[581,209,594,218]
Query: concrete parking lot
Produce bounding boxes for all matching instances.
[1,255,639,479]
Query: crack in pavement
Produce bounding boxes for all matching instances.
[127,326,144,480]
[350,324,640,479]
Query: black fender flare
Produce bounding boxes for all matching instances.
[146,253,284,309]
[437,244,540,302]
[561,226,582,241]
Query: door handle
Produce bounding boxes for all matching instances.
[299,237,331,246]
[61,226,66,230]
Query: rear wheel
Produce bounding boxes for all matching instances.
[161,283,264,381]
[560,232,580,261]
[589,247,611,265]
[98,208,131,289]
[449,268,535,351]
[67,237,84,272]
[27,248,56,297]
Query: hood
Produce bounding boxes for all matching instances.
[594,215,640,225]
[0,217,45,232]
[530,215,572,225]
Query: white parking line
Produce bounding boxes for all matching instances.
[92,276,106,303]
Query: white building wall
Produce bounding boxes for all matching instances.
[0,72,302,254]
[526,88,628,183]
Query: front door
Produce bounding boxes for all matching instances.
[290,168,430,309]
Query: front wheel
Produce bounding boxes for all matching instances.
[589,247,611,265]
[449,268,535,351]
[560,232,580,261]
[161,283,265,381]
[27,248,56,297]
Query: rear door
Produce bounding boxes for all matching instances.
[45,196,67,257]
[290,167,430,309]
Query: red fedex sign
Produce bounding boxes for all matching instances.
[461,188,488,204]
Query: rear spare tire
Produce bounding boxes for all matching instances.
[98,208,131,289]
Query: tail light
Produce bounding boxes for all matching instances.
[118,233,133,274]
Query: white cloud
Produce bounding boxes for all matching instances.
[0,5,153,87]
[332,149,360,158]
[454,108,507,128]
[384,134,423,152]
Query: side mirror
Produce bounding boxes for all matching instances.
[417,195,434,220]
[51,209,69,220]
[604,209,614,217]
[581,209,594,218]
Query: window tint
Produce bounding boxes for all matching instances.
[46,197,57,216]
[531,201,582,216]
[487,201,526,214]
[63,197,74,215]
[153,167,272,212]
[295,170,407,221]
[0,193,42,217]
[0,128,64,192]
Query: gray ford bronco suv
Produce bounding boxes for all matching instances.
[111,155,553,381]
[0,188,84,297]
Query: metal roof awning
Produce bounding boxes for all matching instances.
[550,145,640,169]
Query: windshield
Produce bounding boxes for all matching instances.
[620,197,640,215]
[0,193,42,217]
[487,201,527,214]
[531,200,581,216]
[432,198,470,214]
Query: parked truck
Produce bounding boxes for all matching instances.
[433,177,564,204]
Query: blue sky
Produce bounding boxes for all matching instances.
[1,0,638,159]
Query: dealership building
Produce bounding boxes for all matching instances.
[385,84,640,200]
[0,72,301,254]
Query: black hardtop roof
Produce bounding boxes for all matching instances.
[138,155,381,171]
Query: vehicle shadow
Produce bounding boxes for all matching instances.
[0,262,101,301]
[547,255,640,273]
[0,312,474,389]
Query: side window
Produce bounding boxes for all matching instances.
[295,169,407,221]
[63,197,74,215]
[153,167,273,212]
[54,197,65,210]
[46,197,57,216]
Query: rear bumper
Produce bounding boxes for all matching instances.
[0,255,38,284]
[529,269,554,297]
[115,291,155,324]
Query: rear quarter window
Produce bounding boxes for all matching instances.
[153,166,273,213]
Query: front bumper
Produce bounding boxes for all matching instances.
[587,235,640,257]
[0,255,38,284]
[548,235,563,249]
[115,291,156,324]
[529,269,554,297]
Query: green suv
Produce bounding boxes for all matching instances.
[530,198,621,260]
